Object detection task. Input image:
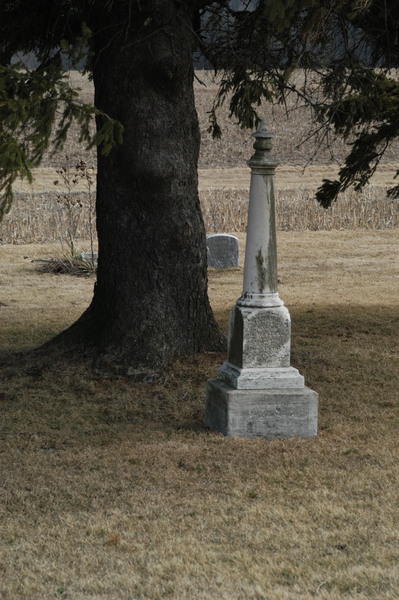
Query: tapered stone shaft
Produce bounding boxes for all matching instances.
[238,121,282,308]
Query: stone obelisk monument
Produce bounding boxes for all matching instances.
[205,121,318,438]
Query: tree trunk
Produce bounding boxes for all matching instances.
[49,2,225,376]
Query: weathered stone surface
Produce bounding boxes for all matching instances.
[80,252,98,264]
[241,176,278,297]
[205,379,318,439]
[207,234,239,268]
[205,122,318,439]
[217,362,304,390]
[227,304,291,368]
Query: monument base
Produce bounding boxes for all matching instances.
[217,361,304,389]
[205,378,318,439]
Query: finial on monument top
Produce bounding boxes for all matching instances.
[252,120,275,139]
[248,120,278,169]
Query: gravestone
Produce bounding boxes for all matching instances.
[205,121,318,439]
[80,252,98,264]
[207,234,239,268]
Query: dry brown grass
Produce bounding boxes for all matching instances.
[0,230,398,599]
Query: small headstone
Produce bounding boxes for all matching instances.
[80,252,98,264]
[207,234,239,268]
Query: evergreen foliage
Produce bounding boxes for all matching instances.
[202,0,399,206]
[1,1,399,212]
[0,1,122,219]
[0,64,123,219]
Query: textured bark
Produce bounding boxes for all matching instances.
[49,2,225,375]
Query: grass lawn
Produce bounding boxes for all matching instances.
[0,230,398,599]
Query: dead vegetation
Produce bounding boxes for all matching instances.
[202,185,398,233]
[32,254,96,277]
[1,72,398,244]
[2,184,396,244]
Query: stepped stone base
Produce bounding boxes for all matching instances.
[217,362,304,389]
[205,379,318,439]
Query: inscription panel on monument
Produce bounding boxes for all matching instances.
[242,308,291,368]
[227,305,291,369]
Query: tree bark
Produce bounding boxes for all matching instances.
[48,1,225,376]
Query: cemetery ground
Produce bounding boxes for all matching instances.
[0,72,399,598]
[0,229,398,599]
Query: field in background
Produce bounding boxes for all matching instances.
[22,70,399,169]
[2,176,397,244]
[1,71,398,243]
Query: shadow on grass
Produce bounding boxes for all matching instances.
[0,305,397,448]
